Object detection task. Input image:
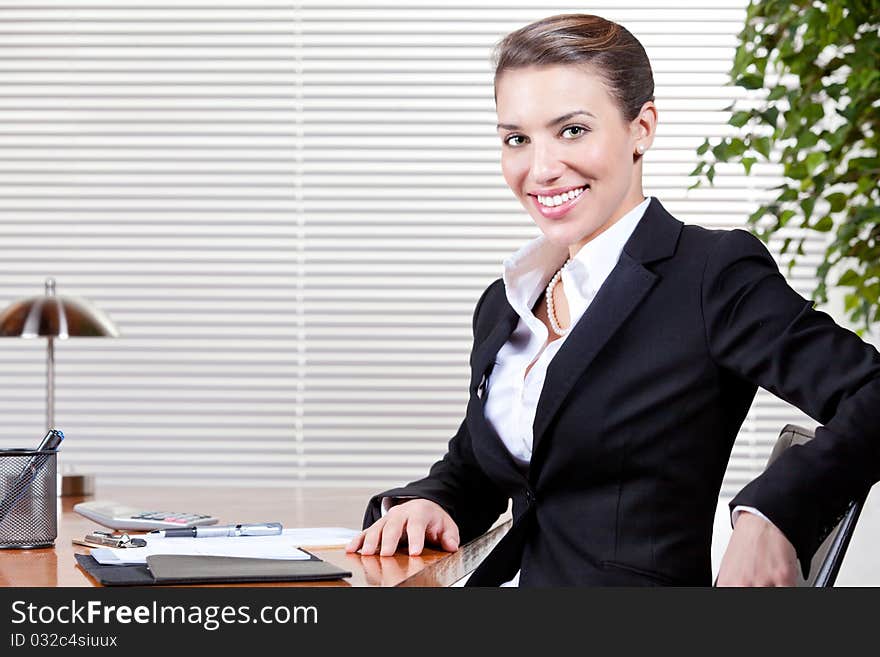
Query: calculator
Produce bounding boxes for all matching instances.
[73,500,220,531]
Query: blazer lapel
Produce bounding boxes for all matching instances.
[468,300,519,394]
[531,197,683,460]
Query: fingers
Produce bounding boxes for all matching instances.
[405,516,427,556]
[439,522,460,552]
[346,499,461,557]
[346,517,388,556]
[437,517,460,552]
[347,514,407,557]
[424,513,459,553]
[344,532,362,553]
[380,513,406,556]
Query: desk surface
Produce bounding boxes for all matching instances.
[0,485,509,587]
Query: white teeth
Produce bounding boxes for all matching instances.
[536,186,587,207]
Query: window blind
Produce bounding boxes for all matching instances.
[0,0,834,499]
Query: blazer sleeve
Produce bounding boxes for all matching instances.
[701,229,880,577]
[361,280,510,543]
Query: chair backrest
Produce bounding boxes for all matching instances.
[767,424,867,587]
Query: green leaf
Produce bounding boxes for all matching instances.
[706,164,715,185]
[838,269,861,287]
[768,85,787,101]
[730,111,752,127]
[823,82,845,100]
[731,44,751,79]
[712,142,729,160]
[800,196,817,222]
[828,124,850,149]
[796,131,820,149]
[736,73,765,89]
[696,140,710,156]
[785,160,808,179]
[727,138,747,157]
[829,3,843,28]
[742,157,757,175]
[856,176,874,195]
[755,56,769,76]
[845,292,860,312]
[689,161,706,177]
[759,107,779,127]
[813,215,834,232]
[753,137,771,159]
[779,187,798,202]
[825,192,848,212]
[804,103,824,124]
[805,151,825,175]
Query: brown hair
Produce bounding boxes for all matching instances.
[492,14,655,124]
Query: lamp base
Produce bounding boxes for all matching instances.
[61,474,95,497]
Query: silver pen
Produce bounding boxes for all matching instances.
[149,522,282,538]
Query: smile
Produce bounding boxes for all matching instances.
[530,185,589,218]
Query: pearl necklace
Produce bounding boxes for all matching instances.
[545,258,570,336]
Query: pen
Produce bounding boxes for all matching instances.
[0,429,64,522]
[34,429,65,453]
[149,522,283,538]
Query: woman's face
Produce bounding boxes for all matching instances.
[495,64,654,253]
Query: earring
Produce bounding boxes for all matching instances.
[636,144,645,155]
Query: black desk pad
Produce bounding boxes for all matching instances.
[75,552,351,586]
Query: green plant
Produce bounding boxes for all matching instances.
[690,0,879,331]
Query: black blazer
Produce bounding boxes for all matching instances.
[362,197,880,586]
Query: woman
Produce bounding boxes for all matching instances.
[345,14,880,586]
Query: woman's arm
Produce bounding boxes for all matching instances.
[701,229,880,580]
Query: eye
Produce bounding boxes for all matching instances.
[561,125,589,139]
[503,134,528,147]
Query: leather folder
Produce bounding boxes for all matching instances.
[74,552,351,586]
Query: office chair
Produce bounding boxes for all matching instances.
[767,424,868,587]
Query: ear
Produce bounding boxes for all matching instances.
[630,100,658,152]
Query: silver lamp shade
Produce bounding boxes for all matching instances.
[0,279,119,429]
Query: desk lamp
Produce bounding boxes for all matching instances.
[0,279,120,493]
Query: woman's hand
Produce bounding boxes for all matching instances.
[716,511,798,586]
[345,498,460,557]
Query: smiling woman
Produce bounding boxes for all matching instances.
[493,14,656,256]
[348,13,880,588]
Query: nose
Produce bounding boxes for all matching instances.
[530,140,565,186]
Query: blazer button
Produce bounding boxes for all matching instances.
[525,490,535,505]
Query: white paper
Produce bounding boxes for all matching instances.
[90,527,360,565]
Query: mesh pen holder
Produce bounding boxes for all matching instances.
[0,448,58,548]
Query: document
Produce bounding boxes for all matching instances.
[91,527,360,565]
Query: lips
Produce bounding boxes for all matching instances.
[529,184,589,219]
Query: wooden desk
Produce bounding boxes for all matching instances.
[0,486,509,587]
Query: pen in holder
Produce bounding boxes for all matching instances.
[0,447,58,549]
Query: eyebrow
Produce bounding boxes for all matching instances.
[496,110,597,131]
